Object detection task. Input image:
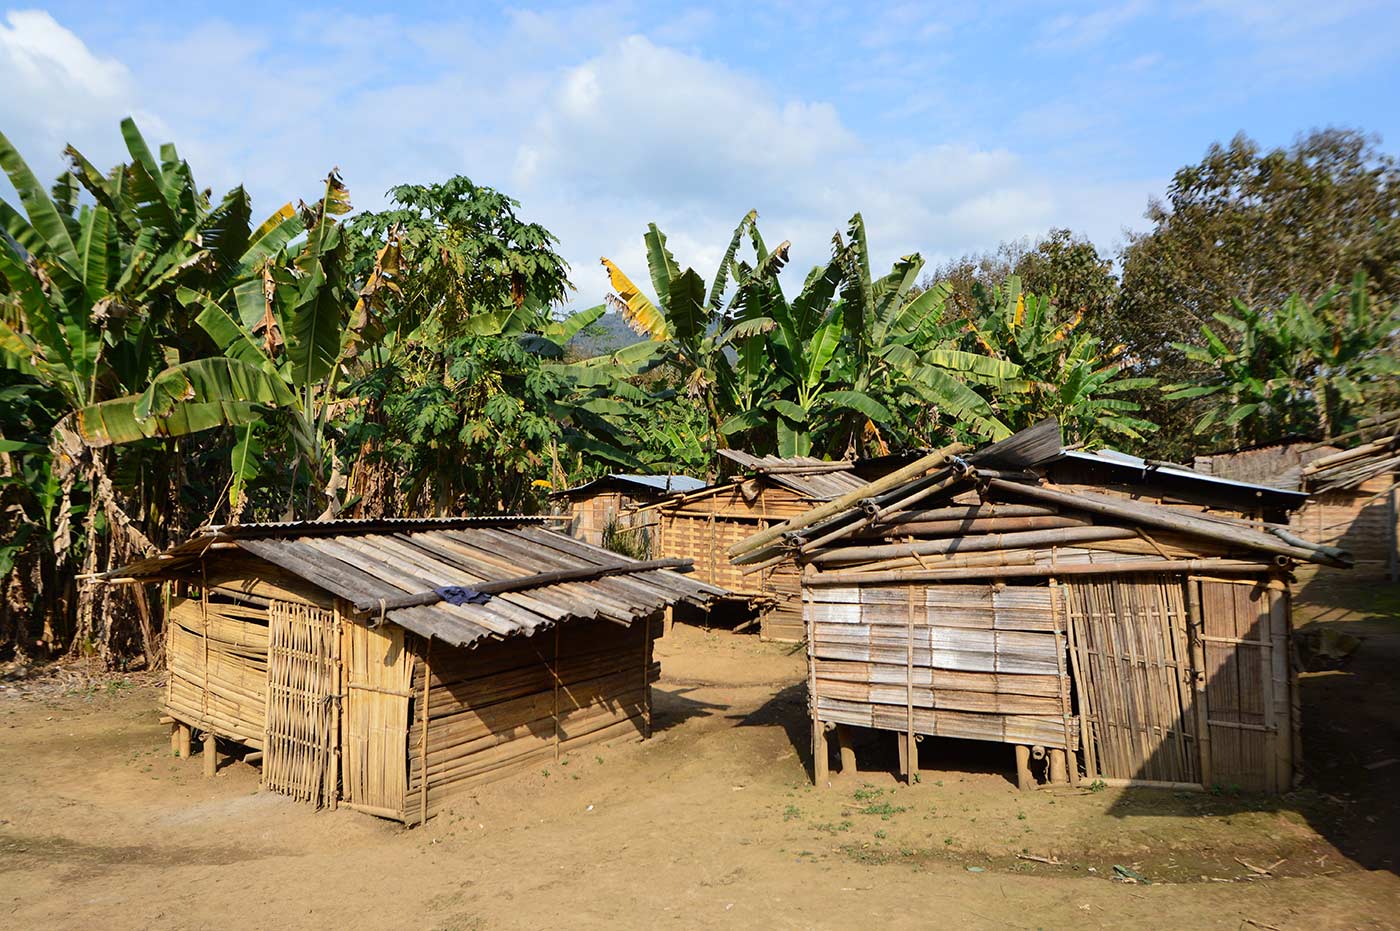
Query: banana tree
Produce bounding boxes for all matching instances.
[71,172,388,521]
[1164,273,1400,444]
[967,276,1156,445]
[602,211,779,454]
[0,119,282,658]
[827,213,1018,455]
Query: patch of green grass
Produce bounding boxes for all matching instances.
[857,801,909,820]
[853,784,884,802]
[783,804,802,822]
[813,820,853,834]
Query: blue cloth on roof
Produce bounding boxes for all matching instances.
[436,586,493,606]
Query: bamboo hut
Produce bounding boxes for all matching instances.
[553,474,707,551]
[635,451,918,642]
[730,422,1348,793]
[1195,414,1400,584]
[101,517,722,823]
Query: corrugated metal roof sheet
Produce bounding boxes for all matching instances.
[554,473,708,498]
[104,520,723,650]
[717,450,870,500]
[1048,449,1309,507]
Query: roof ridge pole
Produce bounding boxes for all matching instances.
[728,442,970,560]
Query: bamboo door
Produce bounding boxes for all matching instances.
[1193,579,1292,792]
[342,621,413,818]
[264,600,341,807]
[1062,577,1200,784]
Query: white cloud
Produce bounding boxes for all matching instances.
[0,10,1160,311]
[0,10,136,175]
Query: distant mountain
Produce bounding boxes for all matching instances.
[567,310,647,358]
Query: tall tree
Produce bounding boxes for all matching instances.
[1117,128,1400,455]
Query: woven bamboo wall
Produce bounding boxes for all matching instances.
[165,594,269,749]
[806,582,1076,750]
[566,492,661,551]
[1291,476,1398,583]
[655,483,813,642]
[404,614,659,823]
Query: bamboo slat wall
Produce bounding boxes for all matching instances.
[263,600,341,806]
[806,583,1076,750]
[404,614,657,823]
[165,595,269,748]
[566,492,660,551]
[342,621,413,817]
[1290,476,1398,583]
[1063,577,1199,785]
[1196,578,1293,793]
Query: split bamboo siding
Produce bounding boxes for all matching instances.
[654,482,816,642]
[165,595,268,749]
[732,421,1337,792]
[405,615,655,822]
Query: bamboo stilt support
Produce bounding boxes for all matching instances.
[178,723,191,759]
[836,724,857,774]
[1049,748,1068,784]
[1014,744,1034,791]
[203,731,217,777]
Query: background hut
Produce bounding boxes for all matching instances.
[103,517,721,823]
[637,451,918,642]
[729,422,1347,793]
[553,474,707,552]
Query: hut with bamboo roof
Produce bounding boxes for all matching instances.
[614,451,920,643]
[729,421,1348,794]
[1194,412,1400,584]
[100,517,721,823]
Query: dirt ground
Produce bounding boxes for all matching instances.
[3,587,1399,930]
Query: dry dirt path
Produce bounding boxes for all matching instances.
[2,621,1398,930]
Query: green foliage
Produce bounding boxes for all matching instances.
[1163,274,1400,445]
[1118,128,1400,457]
[964,277,1157,446]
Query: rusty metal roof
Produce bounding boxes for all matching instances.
[103,519,723,649]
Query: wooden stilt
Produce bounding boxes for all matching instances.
[1049,748,1068,784]
[1014,744,1034,791]
[814,721,830,786]
[896,730,909,778]
[177,723,191,759]
[170,722,180,755]
[663,604,675,637]
[203,731,217,777]
[836,724,857,774]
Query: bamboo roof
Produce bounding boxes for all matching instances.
[102,519,724,649]
[716,450,872,500]
[728,422,1350,577]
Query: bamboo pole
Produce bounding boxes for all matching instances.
[728,442,971,558]
[986,479,1347,566]
[1185,578,1213,788]
[809,525,1137,567]
[806,558,1270,586]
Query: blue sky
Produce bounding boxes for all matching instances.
[3,1,1398,304]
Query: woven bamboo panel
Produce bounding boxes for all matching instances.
[1063,577,1199,785]
[263,600,340,806]
[165,596,268,748]
[341,621,413,817]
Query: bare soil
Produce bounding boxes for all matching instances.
[3,589,1399,930]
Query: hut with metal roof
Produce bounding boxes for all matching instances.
[101,517,721,823]
[729,421,1348,794]
[552,473,708,553]
[1194,413,1400,584]
[625,451,918,643]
